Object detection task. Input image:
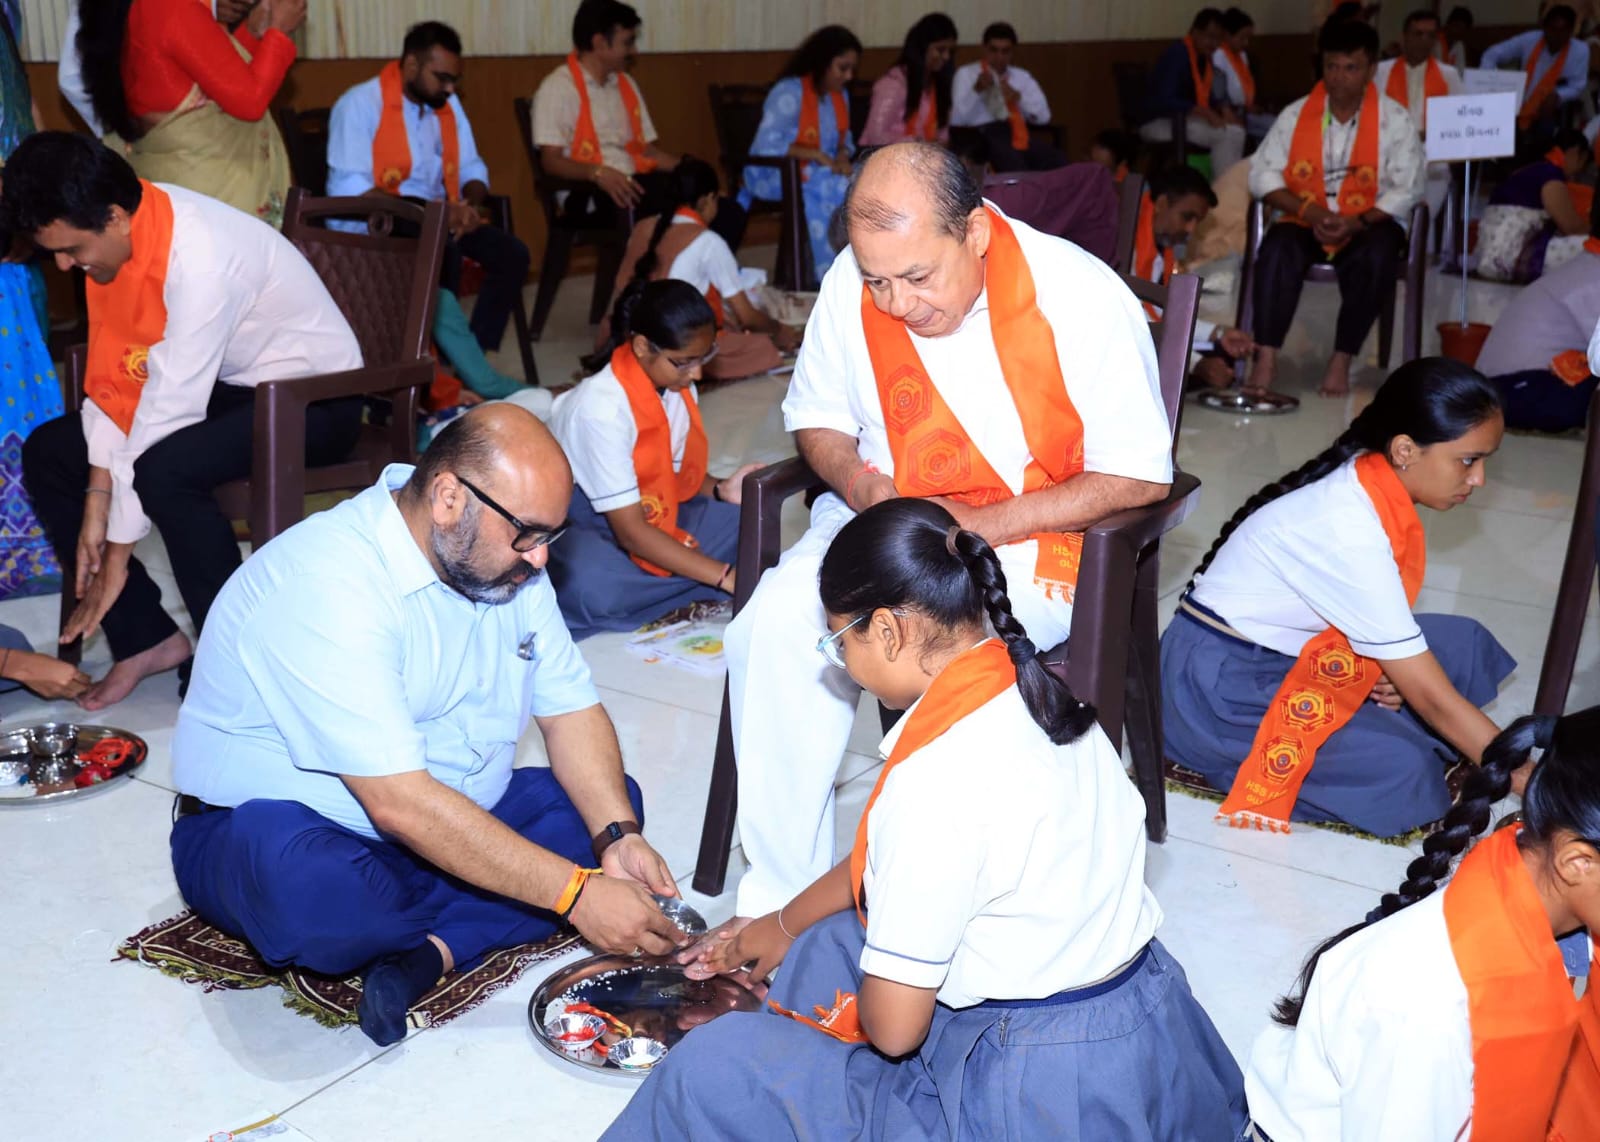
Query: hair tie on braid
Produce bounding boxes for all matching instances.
[1006,636,1037,665]
[945,525,961,556]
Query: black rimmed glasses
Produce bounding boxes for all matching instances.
[651,340,721,375]
[456,476,568,552]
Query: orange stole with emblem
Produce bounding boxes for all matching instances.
[1384,57,1449,125]
[860,207,1087,600]
[1133,192,1170,321]
[1216,451,1424,832]
[796,75,848,151]
[611,344,708,576]
[1519,39,1571,131]
[84,180,176,435]
[1442,826,1600,1141]
[372,61,460,202]
[566,54,657,173]
[1283,81,1381,255]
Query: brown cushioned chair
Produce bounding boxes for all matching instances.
[58,190,446,660]
[691,272,1205,894]
[707,83,809,290]
[1536,387,1600,715]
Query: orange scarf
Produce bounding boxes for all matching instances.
[1185,34,1213,111]
[1441,826,1600,1140]
[796,75,848,150]
[1216,452,1424,831]
[1285,81,1381,254]
[1220,43,1255,107]
[671,206,726,327]
[566,53,657,173]
[771,640,1017,1046]
[981,61,1029,151]
[1385,56,1450,126]
[1133,192,1171,321]
[84,181,175,436]
[610,344,708,575]
[372,61,460,202]
[906,82,939,141]
[1520,38,1571,131]
[861,208,1087,600]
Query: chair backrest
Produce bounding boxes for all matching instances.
[280,189,446,372]
[275,107,331,196]
[1119,270,1201,452]
[513,95,563,225]
[1111,61,1150,130]
[982,163,1122,266]
[707,83,772,189]
[1112,172,1147,274]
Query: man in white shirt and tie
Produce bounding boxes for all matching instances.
[949,22,1064,173]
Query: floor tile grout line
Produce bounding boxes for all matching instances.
[1160,828,1411,895]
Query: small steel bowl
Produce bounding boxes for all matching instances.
[31,723,77,761]
[651,893,708,937]
[543,1011,606,1054]
[0,729,31,759]
[609,1035,668,1071]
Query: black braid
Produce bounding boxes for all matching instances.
[1272,714,1555,1027]
[632,209,678,289]
[951,529,1098,745]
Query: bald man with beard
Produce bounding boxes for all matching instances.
[170,406,685,1045]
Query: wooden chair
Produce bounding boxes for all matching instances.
[1113,60,1195,172]
[513,95,632,340]
[980,164,1128,267]
[1535,387,1600,715]
[707,83,809,291]
[1233,198,1429,370]
[691,272,1205,895]
[1112,172,1148,274]
[57,191,446,660]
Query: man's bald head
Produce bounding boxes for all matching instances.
[840,142,984,245]
[407,403,571,504]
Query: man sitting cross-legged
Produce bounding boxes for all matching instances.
[170,406,687,1046]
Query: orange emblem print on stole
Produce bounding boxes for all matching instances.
[120,345,150,384]
[1310,643,1366,688]
[1258,737,1304,787]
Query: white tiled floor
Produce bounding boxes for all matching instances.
[1,252,1589,1141]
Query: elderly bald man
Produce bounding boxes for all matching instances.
[170,406,685,1045]
[723,142,1173,919]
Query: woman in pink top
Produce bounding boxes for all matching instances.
[860,13,958,147]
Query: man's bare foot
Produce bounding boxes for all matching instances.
[1319,353,1353,397]
[79,630,192,711]
[1244,347,1277,398]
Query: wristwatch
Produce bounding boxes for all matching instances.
[592,819,642,860]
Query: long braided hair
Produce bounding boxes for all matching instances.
[1187,358,1503,593]
[1274,706,1600,1025]
[819,498,1097,744]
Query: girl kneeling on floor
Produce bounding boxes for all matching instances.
[1162,357,1517,838]
[1247,709,1600,1140]
[546,280,760,640]
[602,499,1249,1141]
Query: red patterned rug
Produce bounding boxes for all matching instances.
[116,910,581,1031]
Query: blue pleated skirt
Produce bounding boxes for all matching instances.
[1160,606,1516,836]
[601,912,1249,1141]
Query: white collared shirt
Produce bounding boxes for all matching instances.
[1249,89,1427,223]
[859,679,1162,1008]
[662,215,745,302]
[1191,457,1426,660]
[549,359,696,513]
[1246,892,1473,1141]
[326,75,491,200]
[81,183,362,544]
[1481,30,1591,104]
[783,206,1173,563]
[531,60,660,174]
[1373,58,1464,136]
[949,61,1051,128]
[174,465,601,839]
[1212,46,1251,108]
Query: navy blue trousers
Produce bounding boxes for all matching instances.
[1491,369,1597,433]
[170,768,643,975]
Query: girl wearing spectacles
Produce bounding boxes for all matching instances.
[602,498,1247,1140]
[547,279,761,640]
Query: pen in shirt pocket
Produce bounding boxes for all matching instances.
[517,632,537,661]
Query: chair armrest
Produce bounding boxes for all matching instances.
[740,155,801,171]
[1082,471,1202,555]
[732,456,827,612]
[254,359,436,407]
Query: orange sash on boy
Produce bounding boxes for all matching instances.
[770,639,1016,1044]
[1441,826,1600,1140]
[1184,35,1213,111]
[1384,56,1449,125]
[566,53,656,173]
[860,207,1088,600]
[1220,43,1255,107]
[372,61,460,202]
[609,345,708,576]
[1283,81,1381,255]
[1133,193,1171,321]
[1519,39,1571,130]
[796,76,848,152]
[84,181,175,435]
[1216,452,1423,832]
[980,62,1030,151]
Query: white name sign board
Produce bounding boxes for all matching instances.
[1461,67,1527,104]
[1425,92,1517,162]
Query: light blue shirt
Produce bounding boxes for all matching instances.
[326,74,491,200]
[173,465,599,839]
[1481,29,1591,104]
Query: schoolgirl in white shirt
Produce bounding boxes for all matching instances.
[602,498,1248,1140]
